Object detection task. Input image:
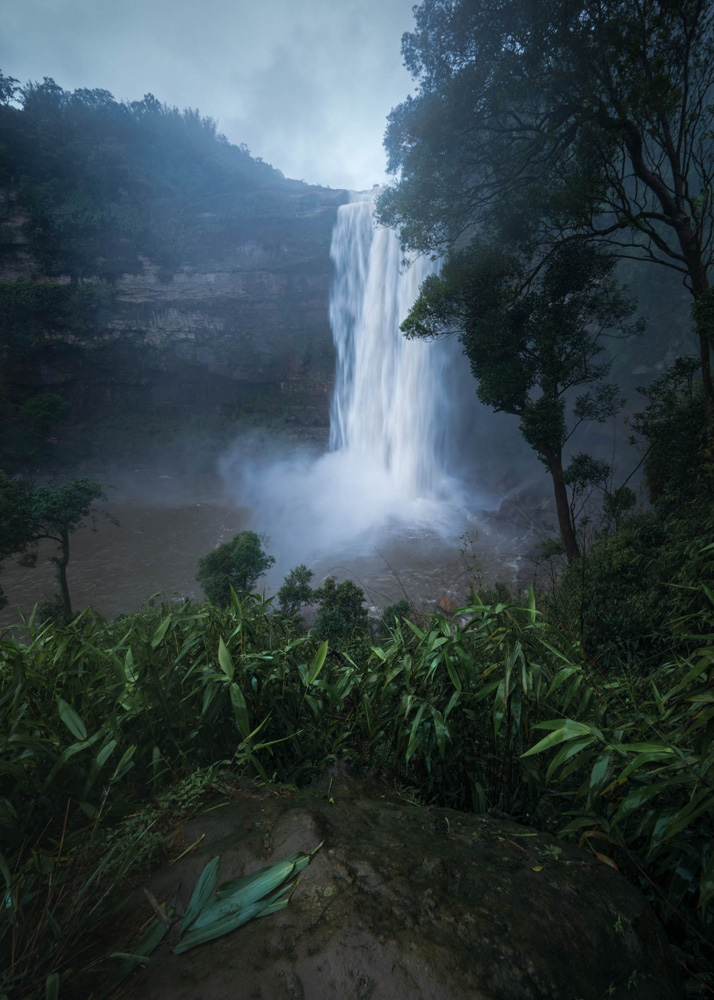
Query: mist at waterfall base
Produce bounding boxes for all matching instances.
[218,195,531,604]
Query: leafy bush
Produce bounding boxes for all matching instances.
[379,598,412,635]
[276,563,315,617]
[550,492,714,672]
[313,576,370,647]
[196,530,275,606]
[2,584,713,994]
[632,357,707,508]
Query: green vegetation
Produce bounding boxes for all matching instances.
[403,241,639,559]
[0,474,114,616]
[2,5,714,992]
[1,582,713,996]
[313,576,370,648]
[378,0,714,440]
[195,531,275,606]
[0,71,284,280]
[0,71,336,474]
[276,563,315,617]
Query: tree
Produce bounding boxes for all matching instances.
[0,474,114,616]
[313,577,370,647]
[276,564,315,618]
[378,0,714,441]
[403,242,637,559]
[196,531,275,607]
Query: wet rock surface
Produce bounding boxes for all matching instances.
[122,769,682,1000]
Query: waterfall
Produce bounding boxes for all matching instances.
[328,192,449,500]
[219,190,468,573]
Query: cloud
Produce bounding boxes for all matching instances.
[0,0,417,189]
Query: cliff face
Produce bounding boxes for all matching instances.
[1,181,347,465]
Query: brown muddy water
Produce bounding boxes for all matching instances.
[0,468,545,628]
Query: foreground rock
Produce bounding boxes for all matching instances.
[121,769,682,1000]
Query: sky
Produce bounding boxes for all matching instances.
[1,0,418,191]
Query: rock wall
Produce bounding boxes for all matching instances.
[0,182,347,457]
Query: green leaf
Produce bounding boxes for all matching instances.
[444,650,461,692]
[110,744,136,783]
[404,618,426,642]
[405,703,426,764]
[57,697,87,741]
[588,752,612,802]
[611,779,680,826]
[216,851,314,903]
[431,708,450,759]
[151,615,173,649]
[103,917,169,997]
[230,683,250,739]
[527,583,536,624]
[521,720,595,758]
[173,899,266,953]
[617,750,679,783]
[96,739,117,769]
[174,851,319,954]
[182,856,222,932]
[545,735,595,782]
[46,911,63,942]
[45,973,59,1000]
[307,641,328,686]
[218,637,234,681]
[655,789,714,846]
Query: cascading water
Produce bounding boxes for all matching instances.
[328,192,449,500]
[219,189,473,577]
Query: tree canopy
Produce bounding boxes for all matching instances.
[0,475,113,615]
[378,0,714,438]
[196,531,275,607]
[0,72,285,279]
[405,241,637,558]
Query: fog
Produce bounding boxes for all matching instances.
[2,0,417,189]
[214,196,542,603]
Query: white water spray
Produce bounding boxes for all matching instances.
[329,192,449,499]
[220,191,468,573]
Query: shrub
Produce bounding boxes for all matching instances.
[276,563,315,617]
[196,530,274,606]
[313,576,370,647]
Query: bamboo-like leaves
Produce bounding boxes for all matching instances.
[229,683,250,738]
[181,855,221,932]
[57,698,87,740]
[173,846,320,954]
[520,720,597,758]
[306,640,328,686]
[218,637,234,681]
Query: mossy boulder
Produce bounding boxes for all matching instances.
[121,769,682,1000]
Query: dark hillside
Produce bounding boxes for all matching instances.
[0,74,346,472]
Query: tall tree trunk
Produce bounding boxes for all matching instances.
[543,448,580,562]
[665,221,713,448]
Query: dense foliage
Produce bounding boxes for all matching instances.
[195,531,275,606]
[2,7,714,993]
[403,240,639,559]
[378,0,714,440]
[1,588,713,996]
[0,71,284,279]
